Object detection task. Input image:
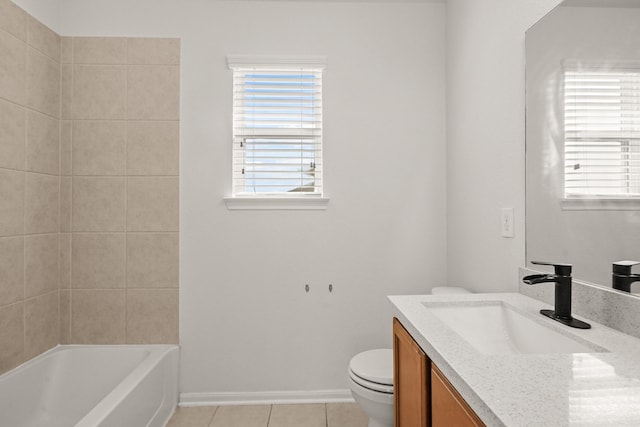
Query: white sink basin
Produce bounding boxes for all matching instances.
[423,302,606,355]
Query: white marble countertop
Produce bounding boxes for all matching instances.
[389,293,640,426]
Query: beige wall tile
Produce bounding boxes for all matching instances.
[326,403,368,427]
[25,172,58,234]
[127,121,179,175]
[59,290,70,344]
[128,65,179,120]
[24,233,58,298]
[24,291,58,359]
[127,177,179,231]
[0,98,26,170]
[60,37,72,64]
[126,289,178,344]
[73,65,126,120]
[59,233,71,289]
[127,38,180,65]
[72,289,125,344]
[0,303,24,374]
[166,407,217,427]
[209,405,271,427]
[26,110,59,175]
[0,236,24,306]
[73,120,126,175]
[60,120,72,175]
[127,233,178,288]
[0,29,27,105]
[74,37,126,65]
[61,64,72,119]
[0,169,24,237]
[26,15,60,61]
[0,0,27,41]
[72,233,125,289]
[27,47,60,118]
[59,176,71,232]
[268,404,326,427]
[72,177,125,232]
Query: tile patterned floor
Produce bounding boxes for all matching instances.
[166,403,368,427]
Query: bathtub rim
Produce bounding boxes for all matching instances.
[0,344,180,427]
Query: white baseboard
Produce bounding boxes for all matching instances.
[179,389,354,407]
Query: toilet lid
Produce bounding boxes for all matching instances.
[349,349,393,386]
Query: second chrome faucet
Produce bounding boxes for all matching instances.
[523,261,591,329]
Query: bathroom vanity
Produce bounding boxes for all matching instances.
[393,317,483,426]
[390,292,640,426]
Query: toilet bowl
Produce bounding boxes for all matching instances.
[349,287,471,427]
[348,349,394,427]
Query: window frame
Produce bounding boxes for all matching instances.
[225,55,329,210]
[562,63,640,205]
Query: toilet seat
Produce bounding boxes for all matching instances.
[348,349,393,394]
[349,369,394,394]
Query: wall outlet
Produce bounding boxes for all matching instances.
[501,208,514,238]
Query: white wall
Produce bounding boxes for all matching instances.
[38,0,447,396]
[445,0,561,292]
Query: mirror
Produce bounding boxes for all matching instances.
[525,0,640,293]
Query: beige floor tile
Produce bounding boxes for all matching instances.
[326,402,368,427]
[167,406,217,427]
[210,405,271,427]
[268,404,326,427]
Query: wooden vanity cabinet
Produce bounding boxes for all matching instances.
[431,364,484,427]
[393,317,484,427]
[393,317,429,427]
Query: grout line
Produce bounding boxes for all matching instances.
[325,404,331,427]
[266,404,273,427]
[59,118,180,122]
[22,288,59,305]
[21,89,27,362]
[0,297,27,311]
[57,56,62,344]
[70,174,180,178]
[124,37,129,345]
[206,406,218,427]
[68,46,74,343]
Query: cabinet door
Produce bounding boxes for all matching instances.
[393,317,429,427]
[431,364,484,427]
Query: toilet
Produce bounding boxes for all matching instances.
[348,349,394,427]
[348,286,471,427]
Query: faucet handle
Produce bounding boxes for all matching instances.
[613,260,640,275]
[531,261,572,276]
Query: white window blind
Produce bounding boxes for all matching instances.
[229,60,323,197]
[564,69,640,197]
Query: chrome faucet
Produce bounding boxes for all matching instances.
[612,261,640,293]
[523,261,591,329]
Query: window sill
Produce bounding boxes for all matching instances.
[224,196,330,211]
[561,197,640,211]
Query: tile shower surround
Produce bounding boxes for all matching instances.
[59,35,180,346]
[0,0,180,376]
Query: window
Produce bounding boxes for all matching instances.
[564,68,640,197]
[227,55,325,204]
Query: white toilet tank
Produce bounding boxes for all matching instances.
[431,286,471,295]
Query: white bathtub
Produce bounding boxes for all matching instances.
[0,345,179,427]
